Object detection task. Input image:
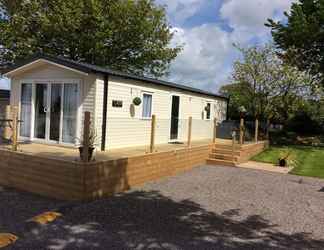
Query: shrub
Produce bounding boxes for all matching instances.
[285,111,321,135]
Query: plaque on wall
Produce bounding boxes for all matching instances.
[112,100,123,108]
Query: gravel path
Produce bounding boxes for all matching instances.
[2,166,324,249]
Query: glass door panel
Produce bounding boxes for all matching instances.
[62,84,78,143]
[34,84,48,139]
[20,83,32,137]
[49,84,62,141]
[170,96,180,140]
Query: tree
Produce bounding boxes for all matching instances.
[266,0,324,87]
[0,0,182,78]
[219,82,252,120]
[222,44,317,124]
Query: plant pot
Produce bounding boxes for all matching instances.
[279,158,287,167]
[79,147,95,161]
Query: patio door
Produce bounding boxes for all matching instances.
[23,82,79,144]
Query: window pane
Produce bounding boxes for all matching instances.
[20,84,32,137]
[62,84,78,143]
[206,103,211,120]
[34,84,47,139]
[50,84,62,141]
[142,94,152,118]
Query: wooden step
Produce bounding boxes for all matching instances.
[213,144,241,151]
[209,153,239,162]
[206,159,236,167]
[212,149,241,156]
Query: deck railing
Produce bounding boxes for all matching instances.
[1,107,264,161]
[216,118,263,145]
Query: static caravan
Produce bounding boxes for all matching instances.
[4,55,228,150]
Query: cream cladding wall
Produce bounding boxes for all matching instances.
[102,76,227,149]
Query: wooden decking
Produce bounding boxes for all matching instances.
[0,139,269,200]
[0,139,216,162]
[0,140,215,200]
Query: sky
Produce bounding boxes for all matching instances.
[0,0,295,92]
[156,0,295,92]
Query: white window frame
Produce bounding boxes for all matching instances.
[141,92,153,119]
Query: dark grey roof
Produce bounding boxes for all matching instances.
[0,89,10,99]
[4,54,228,100]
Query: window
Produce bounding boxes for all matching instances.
[206,103,211,120]
[142,93,152,118]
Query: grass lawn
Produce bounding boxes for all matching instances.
[252,146,324,179]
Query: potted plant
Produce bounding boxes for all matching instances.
[278,148,298,168]
[133,97,142,106]
[76,128,98,161]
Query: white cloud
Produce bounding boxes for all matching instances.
[163,0,296,92]
[156,0,207,24]
[167,24,236,92]
[220,0,295,37]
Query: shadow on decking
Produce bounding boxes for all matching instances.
[5,189,324,250]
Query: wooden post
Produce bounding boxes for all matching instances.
[239,117,244,145]
[255,118,259,143]
[82,112,91,162]
[213,118,217,143]
[3,105,11,140]
[11,106,18,151]
[187,117,192,148]
[150,115,156,153]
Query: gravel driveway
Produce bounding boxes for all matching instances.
[2,165,324,249]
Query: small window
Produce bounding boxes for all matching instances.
[142,93,152,118]
[206,103,211,120]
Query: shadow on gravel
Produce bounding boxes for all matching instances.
[0,187,69,234]
[6,190,324,250]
